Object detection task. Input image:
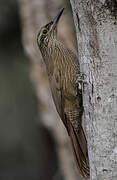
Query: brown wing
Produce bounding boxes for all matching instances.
[50,71,90,178]
[50,70,68,129]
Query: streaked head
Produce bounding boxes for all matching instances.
[37,8,64,48]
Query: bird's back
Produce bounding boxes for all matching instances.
[45,39,89,178]
[46,39,80,99]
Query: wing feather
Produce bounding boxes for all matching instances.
[49,69,90,178]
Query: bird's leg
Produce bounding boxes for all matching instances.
[75,73,87,95]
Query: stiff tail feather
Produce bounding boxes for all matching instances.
[67,119,90,178]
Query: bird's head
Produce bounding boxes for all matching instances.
[37,8,64,48]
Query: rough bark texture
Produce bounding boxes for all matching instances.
[18,1,83,180]
[70,0,117,179]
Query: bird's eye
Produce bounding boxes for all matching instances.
[43,29,48,34]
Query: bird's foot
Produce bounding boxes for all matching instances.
[75,73,87,95]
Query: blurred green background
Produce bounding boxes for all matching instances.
[0,0,63,179]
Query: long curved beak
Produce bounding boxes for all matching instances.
[52,8,64,27]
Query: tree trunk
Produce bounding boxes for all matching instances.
[18,1,82,180]
[70,0,117,179]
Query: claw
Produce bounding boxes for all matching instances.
[75,73,87,95]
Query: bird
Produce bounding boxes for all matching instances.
[37,8,90,178]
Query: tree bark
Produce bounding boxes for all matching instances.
[70,0,117,179]
[18,1,82,180]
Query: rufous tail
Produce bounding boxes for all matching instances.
[68,119,90,178]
